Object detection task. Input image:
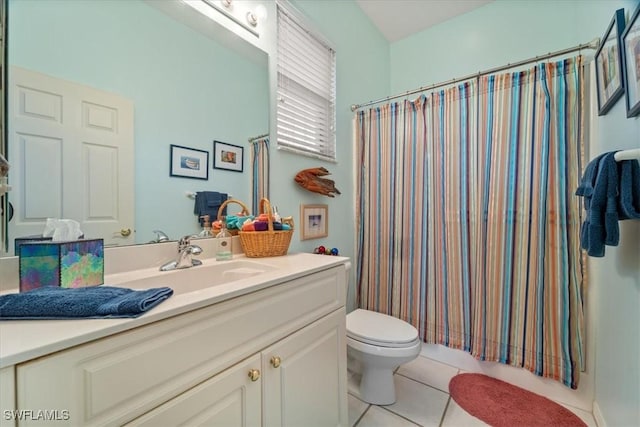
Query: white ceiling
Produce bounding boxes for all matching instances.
[355,0,494,42]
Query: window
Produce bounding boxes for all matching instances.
[276,2,336,161]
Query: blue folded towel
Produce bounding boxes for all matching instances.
[0,286,173,320]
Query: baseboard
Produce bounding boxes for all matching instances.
[420,343,594,412]
[593,401,607,427]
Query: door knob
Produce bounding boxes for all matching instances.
[270,356,281,368]
[120,228,132,237]
[248,369,261,382]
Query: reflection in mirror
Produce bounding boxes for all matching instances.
[4,0,269,257]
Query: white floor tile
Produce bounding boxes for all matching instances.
[440,399,490,427]
[348,394,369,427]
[356,405,419,427]
[397,355,460,393]
[351,354,596,427]
[384,374,450,427]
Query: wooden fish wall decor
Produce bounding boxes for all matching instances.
[294,167,341,197]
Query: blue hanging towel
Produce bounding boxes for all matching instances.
[575,152,623,257]
[194,191,227,225]
[576,153,608,256]
[0,286,173,320]
[617,158,640,220]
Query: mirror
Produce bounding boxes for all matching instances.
[3,0,269,257]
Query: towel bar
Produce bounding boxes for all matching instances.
[614,148,640,162]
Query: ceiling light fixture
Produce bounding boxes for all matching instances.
[246,11,258,27]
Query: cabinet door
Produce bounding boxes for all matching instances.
[125,354,262,427]
[0,367,15,427]
[263,308,347,427]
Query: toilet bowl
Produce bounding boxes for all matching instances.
[346,309,421,405]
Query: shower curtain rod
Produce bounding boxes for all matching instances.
[248,133,269,143]
[351,38,600,112]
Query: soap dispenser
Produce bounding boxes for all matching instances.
[199,215,213,238]
[272,205,282,223]
[215,216,233,261]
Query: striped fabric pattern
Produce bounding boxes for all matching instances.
[251,137,270,215]
[355,57,585,388]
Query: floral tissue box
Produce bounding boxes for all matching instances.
[19,239,104,292]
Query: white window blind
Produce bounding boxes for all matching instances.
[277,3,336,161]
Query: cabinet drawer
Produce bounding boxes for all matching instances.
[17,266,345,426]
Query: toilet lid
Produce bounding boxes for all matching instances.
[347,309,419,347]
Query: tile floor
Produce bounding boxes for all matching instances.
[347,355,597,427]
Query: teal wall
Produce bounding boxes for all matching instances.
[388,0,639,425]
[268,0,389,310]
[391,0,635,93]
[8,0,268,243]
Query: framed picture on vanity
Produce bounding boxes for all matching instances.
[622,3,640,117]
[213,140,244,172]
[595,8,626,116]
[169,144,209,180]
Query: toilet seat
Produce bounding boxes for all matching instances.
[347,309,419,348]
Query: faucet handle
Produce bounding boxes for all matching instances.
[178,234,199,250]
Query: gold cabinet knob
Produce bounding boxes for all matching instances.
[120,228,132,237]
[248,369,261,382]
[270,356,281,368]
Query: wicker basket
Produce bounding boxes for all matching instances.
[216,199,251,236]
[239,198,294,258]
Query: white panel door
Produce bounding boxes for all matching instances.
[8,66,134,250]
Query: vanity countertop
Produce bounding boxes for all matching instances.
[0,253,349,368]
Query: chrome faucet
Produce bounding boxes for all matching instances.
[149,229,170,243]
[160,235,203,271]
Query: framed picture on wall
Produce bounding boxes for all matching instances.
[595,8,626,116]
[300,204,328,240]
[213,140,244,172]
[622,3,640,117]
[169,144,209,180]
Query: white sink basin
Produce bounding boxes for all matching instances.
[111,260,276,295]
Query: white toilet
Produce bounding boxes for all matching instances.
[346,309,421,405]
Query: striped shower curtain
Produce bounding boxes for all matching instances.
[251,137,270,215]
[356,57,585,388]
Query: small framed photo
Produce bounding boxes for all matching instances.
[595,8,626,116]
[213,140,244,172]
[169,144,209,180]
[300,204,328,240]
[622,3,640,117]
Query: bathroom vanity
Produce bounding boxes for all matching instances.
[0,252,348,426]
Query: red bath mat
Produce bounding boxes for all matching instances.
[448,373,586,427]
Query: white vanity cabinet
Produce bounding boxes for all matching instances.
[14,265,348,426]
[127,309,345,427]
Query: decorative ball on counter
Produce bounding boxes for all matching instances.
[312,245,339,256]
